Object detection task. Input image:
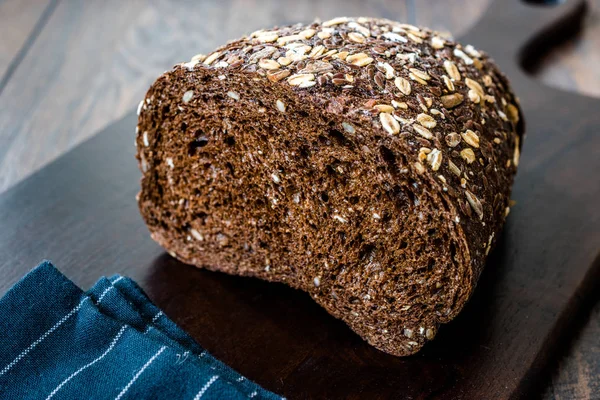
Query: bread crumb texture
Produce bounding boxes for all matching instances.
[136,17,522,356]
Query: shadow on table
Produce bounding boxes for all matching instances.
[139,231,509,398]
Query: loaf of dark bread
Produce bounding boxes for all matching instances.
[135,17,522,356]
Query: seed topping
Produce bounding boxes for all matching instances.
[460,148,476,163]
[465,190,484,220]
[441,93,464,109]
[182,90,194,103]
[427,149,442,171]
[443,60,461,81]
[346,53,374,66]
[431,36,445,49]
[461,129,480,148]
[276,99,286,112]
[380,112,400,134]
[417,113,436,129]
[413,124,433,139]
[394,77,411,95]
[259,58,281,70]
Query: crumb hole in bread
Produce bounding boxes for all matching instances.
[450,243,458,262]
[328,129,351,147]
[225,162,235,176]
[194,212,207,224]
[318,134,330,146]
[404,181,417,205]
[188,137,209,155]
[426,259,435,272]
[299,145,310,159]
[224,136,236,146]
[359,244,376,262]
[155,179,163,197]
[379,145,396,170]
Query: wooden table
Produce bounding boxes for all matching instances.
[0,1,598,398]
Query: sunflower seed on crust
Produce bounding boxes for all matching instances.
[445,132,461,147]
[347,53,374,66]
[465,190,484,220]
[394,76,411,95]
[460,148,476,163]
[427,149,442,171]
[267,69,291,82]
[322,17,348,27]
[348,32,366,43]
[259,59,281,70]
[288,73,315,86]
[431,36,445,49]
[417,113,437,129]
[413,124,433,139]
[380,112,400,134]
[462,129,480,148]
[443,60,461,81]
[441,93,464,109]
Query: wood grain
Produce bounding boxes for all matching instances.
[536,2,600,399]
[0,0,148,194]
[537,0,600,98]
[0,0,598,398]
[544,301,600,400]
[0,0,53,82]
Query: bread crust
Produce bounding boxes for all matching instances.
[136,17,522,356]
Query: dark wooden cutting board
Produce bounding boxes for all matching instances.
[1,1,599,398]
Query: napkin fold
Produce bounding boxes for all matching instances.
[0,261,283,400]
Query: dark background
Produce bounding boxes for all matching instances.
[0,0,598,398]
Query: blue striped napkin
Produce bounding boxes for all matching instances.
[0,261,283,400]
